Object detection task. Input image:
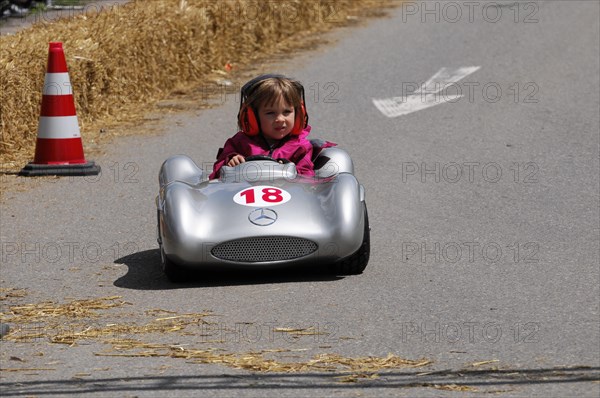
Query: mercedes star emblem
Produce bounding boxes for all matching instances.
[248,208,278,226]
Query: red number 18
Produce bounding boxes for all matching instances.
[239,187,283,204]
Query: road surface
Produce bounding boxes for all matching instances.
[1,1,599,396]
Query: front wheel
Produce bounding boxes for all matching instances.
[330,203,370,275]
[160,244,188,283]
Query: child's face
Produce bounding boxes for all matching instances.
[258,95,295,142]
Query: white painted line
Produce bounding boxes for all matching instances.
[373,94,463,118]
[373,66,480,118]
[415,66,480,95]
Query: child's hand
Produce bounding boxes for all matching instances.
[227,155,246,167]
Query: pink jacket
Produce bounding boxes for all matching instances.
[209,125,328,179]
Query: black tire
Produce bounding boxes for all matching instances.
[156,209,162,246]
[160,244,188,283]
[330,203,370,275]
[157,209,191,283]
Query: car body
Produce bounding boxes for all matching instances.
[156,145,369,281]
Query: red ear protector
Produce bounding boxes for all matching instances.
[238,75,308,136]
[291,102,307,136]
[240,104,261,136]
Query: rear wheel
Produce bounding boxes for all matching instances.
[330,203,370,275]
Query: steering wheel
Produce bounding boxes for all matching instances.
[244,155,291,164]
[245,155,278,162]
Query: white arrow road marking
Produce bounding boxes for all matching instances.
[373,66,481,118]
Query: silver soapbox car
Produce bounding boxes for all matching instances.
[156,144,369,281]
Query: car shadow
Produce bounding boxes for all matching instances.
[113,249,344,290]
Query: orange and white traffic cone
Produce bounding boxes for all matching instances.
[20,42,100,177]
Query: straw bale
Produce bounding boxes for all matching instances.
[0,0,397,173]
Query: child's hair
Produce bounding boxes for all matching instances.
[246,76,303,111]
[238,75,308,135]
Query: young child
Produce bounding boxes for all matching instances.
[209,74,331,179]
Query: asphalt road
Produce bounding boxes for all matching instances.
[1,1,599,397]
[0,0,130,36]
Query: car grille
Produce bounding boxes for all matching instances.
[211,236,318,263]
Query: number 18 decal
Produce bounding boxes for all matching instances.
[233,186,291,207]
